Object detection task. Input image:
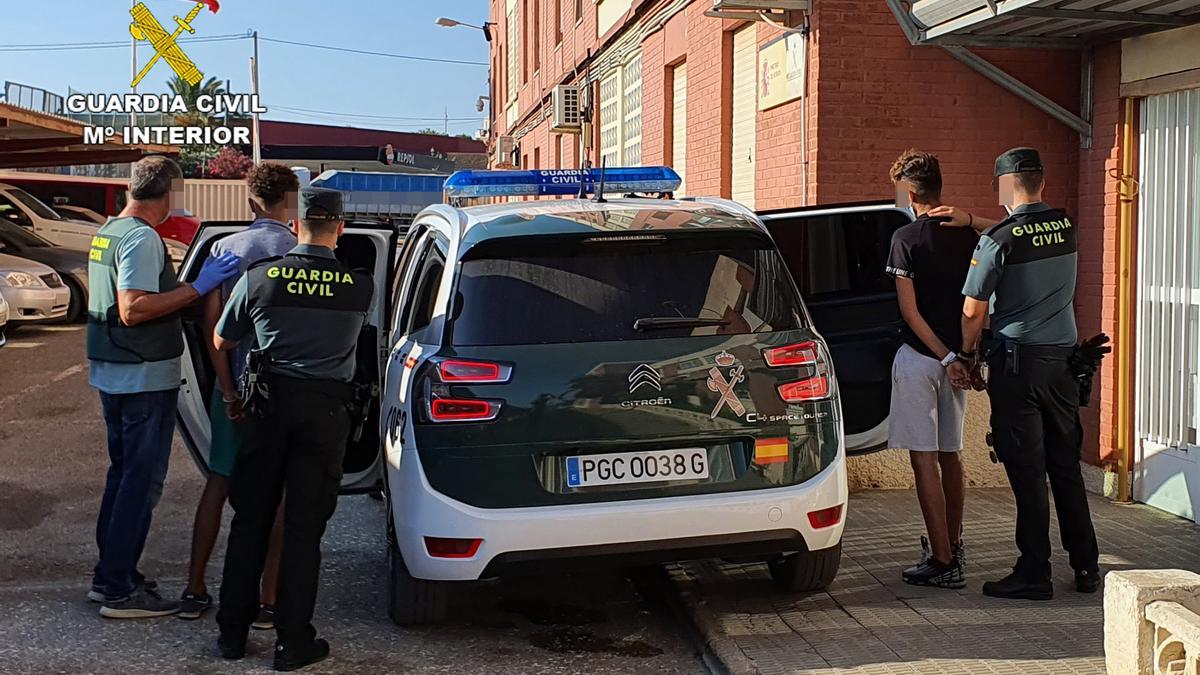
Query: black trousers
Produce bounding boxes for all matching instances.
[217,376,351,647]
[987,349,1099,579]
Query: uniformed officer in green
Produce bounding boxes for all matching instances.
[960,148,1100,602]
[213,187,372,671]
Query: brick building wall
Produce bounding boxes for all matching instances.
[488,0,1119,469]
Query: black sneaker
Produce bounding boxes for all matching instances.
[89,576,157,603]
[274,638,330,672]
[253,604,277,630]
[179,591,213,620]
[218,630,248,660]
[982,571,1053,601]
[99,585,180,619]
[902,558,965,589]
[953,541,966,568]
[1075,568,1102,594]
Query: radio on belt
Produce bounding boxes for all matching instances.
[442,166,682,199]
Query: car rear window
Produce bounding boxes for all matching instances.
[450,232,804,346]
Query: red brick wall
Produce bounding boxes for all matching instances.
[807,1,1081,219]
[1077,42,1125,466]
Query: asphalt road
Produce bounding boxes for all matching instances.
[0,326,704,674]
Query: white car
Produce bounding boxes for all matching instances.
[0,183,99,251]
[0,252,70,325]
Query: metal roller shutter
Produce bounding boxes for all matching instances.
[731,26,756,209]
[1134,87,1200,520]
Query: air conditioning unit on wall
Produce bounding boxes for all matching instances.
[493,136,518,168]
[551,85,582,133]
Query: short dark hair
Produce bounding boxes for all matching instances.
[129,156,183,201]
[889,150,943,204]
[299,218,342,236]
[1013,170,1045,195]
[246,163,300,209]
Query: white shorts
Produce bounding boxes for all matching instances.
[887,344,967,452]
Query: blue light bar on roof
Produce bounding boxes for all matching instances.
[443,166,681,199]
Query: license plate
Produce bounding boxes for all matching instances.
[565,448,709,488]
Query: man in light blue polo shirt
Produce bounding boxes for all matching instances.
[87,156,240,619]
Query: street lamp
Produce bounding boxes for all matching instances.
[435,16,494,42]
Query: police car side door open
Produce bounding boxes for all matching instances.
[176,220,399,492]
[758,203,912,454]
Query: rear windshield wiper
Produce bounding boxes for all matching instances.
[633,316,731,332]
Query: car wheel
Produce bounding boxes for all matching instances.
[62,279,85,324]
[767,542,842,592]
[385,497,449,625]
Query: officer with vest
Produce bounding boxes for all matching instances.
[958,148,1101,601]
[213,187,373,671]
[87,156,241,619]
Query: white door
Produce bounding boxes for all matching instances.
[672,62,688,196]
[1133,87,1200,521]
[731,25,757,209]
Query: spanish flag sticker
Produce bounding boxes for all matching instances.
[755,437,789,465]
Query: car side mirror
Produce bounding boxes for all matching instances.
[3,212,30,227]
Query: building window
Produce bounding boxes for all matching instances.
[507,0,519,103]
[532,0,540,73]
[534,146,541,170]
[555,0,562,43]
[575,0,583,23]
[622,54,643,167]
[598,51,643,167]
[522,0,530,83]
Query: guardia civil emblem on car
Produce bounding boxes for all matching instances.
[707,350,746,419]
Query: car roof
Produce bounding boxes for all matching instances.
[424,198,766,251]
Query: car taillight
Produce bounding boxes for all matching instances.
[808,504,844,529]
[764,341,832,402]
[778,377,829,402]
[438,359,505,383]
[763,341,821,367]
[429,398,499,422]
[424,537,482,558]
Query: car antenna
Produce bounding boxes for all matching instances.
[593,158,607,204]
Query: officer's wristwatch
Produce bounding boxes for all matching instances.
[940,351,959,367]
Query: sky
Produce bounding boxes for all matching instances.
[0,0,492,135]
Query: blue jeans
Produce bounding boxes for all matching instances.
[93,388,179,599]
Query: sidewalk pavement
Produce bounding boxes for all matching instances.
[670,487,1200,675]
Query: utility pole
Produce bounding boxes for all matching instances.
[250,30,262,165]
[130,0,137,129]
[444,107,449,136]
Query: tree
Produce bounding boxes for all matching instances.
[177,144,220,178]
[415,128,444,136]
[207,146,254,179]
[168,75,228,111]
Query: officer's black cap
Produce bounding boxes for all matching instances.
[299,187,344,221]
[994,147,1044,177]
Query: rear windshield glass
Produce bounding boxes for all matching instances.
[450,233,804,346]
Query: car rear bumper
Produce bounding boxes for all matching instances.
[1,286,69,323]
[389,445,848,581]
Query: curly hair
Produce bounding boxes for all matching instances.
[245,162,300,209]
[889,150,943,204]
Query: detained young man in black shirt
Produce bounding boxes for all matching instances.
[884,151,979,588]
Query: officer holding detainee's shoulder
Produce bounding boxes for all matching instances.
[213,187,372,671]
[938,148,1101,602]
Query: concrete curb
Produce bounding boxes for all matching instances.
[662,563,758,675]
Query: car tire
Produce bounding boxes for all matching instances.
[62,278,85,324]
[767,542,842,592]
[385,498,449,625]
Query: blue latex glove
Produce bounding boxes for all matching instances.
[193,251,241,296]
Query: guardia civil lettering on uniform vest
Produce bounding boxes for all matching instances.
[86,217,184,364]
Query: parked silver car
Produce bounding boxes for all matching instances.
[0,252,69,324]
[0,292,9,348]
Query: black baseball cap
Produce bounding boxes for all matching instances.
[299,187,344,221]
[994,147,1044,177]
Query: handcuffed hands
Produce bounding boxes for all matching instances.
[194,252,241,296]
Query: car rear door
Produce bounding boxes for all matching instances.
[175,221,399,492]
[758,204,911,454]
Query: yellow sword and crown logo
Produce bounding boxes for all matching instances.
[129,1,219,88]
